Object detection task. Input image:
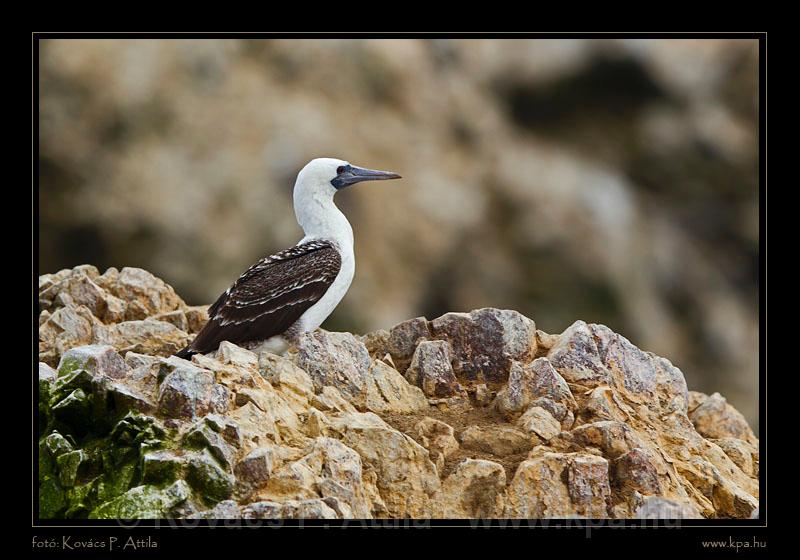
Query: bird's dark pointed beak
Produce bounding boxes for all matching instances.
[332,165,402,189]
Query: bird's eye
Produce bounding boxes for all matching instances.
[336,166,346,175]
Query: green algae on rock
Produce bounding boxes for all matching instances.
[90,481,191,519]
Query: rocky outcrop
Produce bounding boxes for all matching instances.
[38,266,759,520]
[39,265,203,367]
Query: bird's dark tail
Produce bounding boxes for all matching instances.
[175,346,197,360]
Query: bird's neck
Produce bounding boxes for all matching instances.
[294,190,354,250]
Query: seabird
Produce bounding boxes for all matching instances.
[175,158,401,359]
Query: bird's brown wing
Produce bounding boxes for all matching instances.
[180,240,342,356]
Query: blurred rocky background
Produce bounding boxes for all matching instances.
[37,38,760,428]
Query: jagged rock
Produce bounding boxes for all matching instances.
[124,351,161,370]
[306,408,332,437]
[712,438,758,477]
[387,317,431,372]
[39,305,99,366]
[186,449,235,504]
[43,432,73,458]
[361,329,390,359]
[48,351,154,425]
[56,450,87,487]
[193,353,257,400]
[429,308,537,382]
[652,356,690,413]
[243,499,339,519]
[57,344,129,379]
[310,386,357,414]
[590,324,658,399]
[232,384,306,447]
[240,500,286,519]
[90,480,191,519]
[63,274,108,319]
[40,267,97,304]
[234,446,275,489]
[557,411,759,520]
[327,412,440,517]
[157,358,230,420]
[551,322,689,413]
[561,420,646,459]
[567,454,613,516]
[460,425,532,457]
[536,330,561,353]
[676,455,758,518]
[301,437,381,518]
[142,450,185,484]
[39,363,56,401]
[689,392,757,445]
[259,352,315,406]
[94,319,191,357]
[123,361,160,404]
[516,406,562,442]
[494,357,576,420]
[216,341,258,369]
[92,266,118,291]
[151,309,189,332]
[190,500,241,519]
[320,496,356,518]
[505,453,611,518]
[613,448,662,496]
[39,266,128,324]
[254,437,378,518]
[576,386,621,423]
[184,306,210,334]
[432,459,506,518]
[49,364,95,397]
[296,330,426,414]
[110,267,185,320]
[547,320,611,387]
[228,402,281,449]
[203,414,242,448]
[104,379,155,415]
[38,364,56,423]
[39,266,186,329]
[39,362,57,381]
[635,496,703,520]
[295,330,373,408]
[39,267,189,365]
[405,340,463,398]
[108,412,166,447]
[528,397,575,430]
[51,388,91,429]
[415,417,459,472]
[184,420,236,470]
[366,360,429,413]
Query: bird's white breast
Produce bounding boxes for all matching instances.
[296,240,354,333]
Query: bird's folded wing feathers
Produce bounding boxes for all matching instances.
[188,240,342,353]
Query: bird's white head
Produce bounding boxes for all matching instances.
[295,157,401,197]
[293,158,401,241]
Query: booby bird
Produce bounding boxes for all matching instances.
[175,158,401,359]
